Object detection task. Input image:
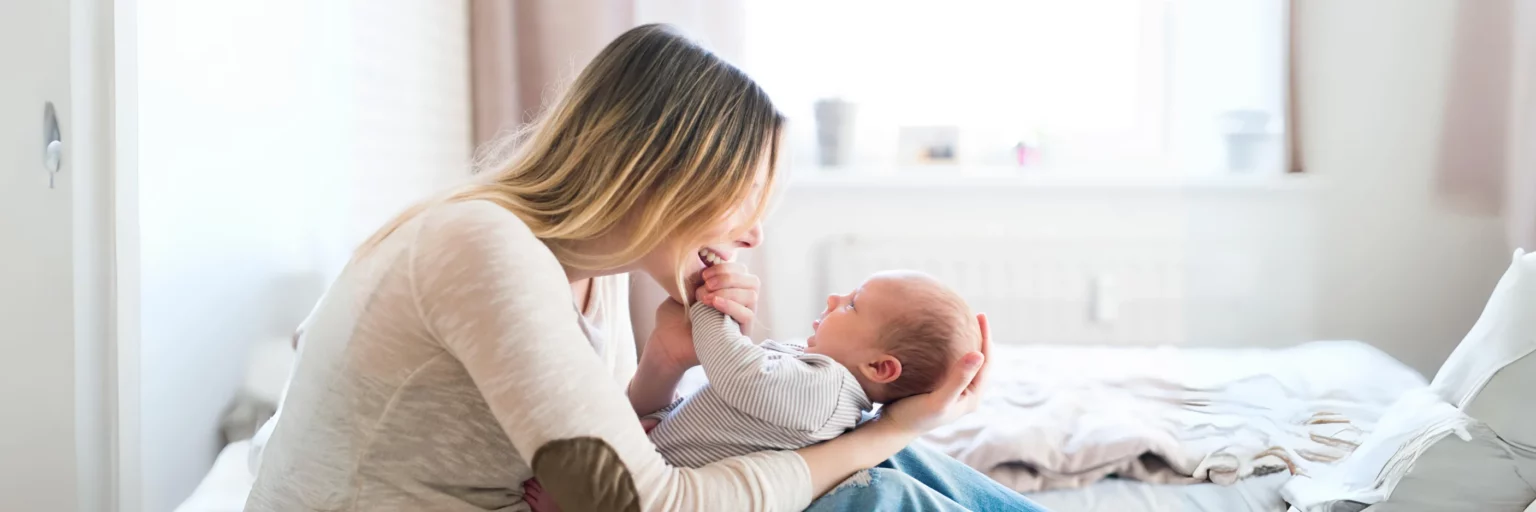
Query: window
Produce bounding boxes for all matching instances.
[740,0,1289,176]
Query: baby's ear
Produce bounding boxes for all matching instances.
[862,355,902,384]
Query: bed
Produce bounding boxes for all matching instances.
[175,338,1424,512]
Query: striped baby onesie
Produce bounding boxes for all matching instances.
[646,303,874,468]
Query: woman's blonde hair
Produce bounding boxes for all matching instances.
[360,24,784,299]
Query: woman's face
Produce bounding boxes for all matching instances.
[635,162,769,301]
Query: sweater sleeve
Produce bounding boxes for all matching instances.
[408,201,813,512]
[688,302,849,432]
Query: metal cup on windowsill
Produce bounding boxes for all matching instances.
[814,98,856,168]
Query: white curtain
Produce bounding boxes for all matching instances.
[1436,0,1536,251]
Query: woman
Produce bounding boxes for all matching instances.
[249,24,1036,511]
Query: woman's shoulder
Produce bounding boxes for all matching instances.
[406,200,561,280]
[407,200,544,252]
[416,199,533,237]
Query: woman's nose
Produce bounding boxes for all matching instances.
[736,222,764,249]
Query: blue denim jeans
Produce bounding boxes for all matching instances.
[805,442,1048,512]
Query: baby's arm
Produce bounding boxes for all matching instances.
[688,302,846,431]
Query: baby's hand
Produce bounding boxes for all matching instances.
[697,261,760,333]
[524,479,562,512]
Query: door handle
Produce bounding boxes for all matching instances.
[43,101,61,188]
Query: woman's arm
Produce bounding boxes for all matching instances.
[410,203,812,511]
[628,341,689,417]
[410,202,992,509]
[627,297,694,416]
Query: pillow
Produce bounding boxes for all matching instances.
[1378,249,1536,510]
[1284,250,1536,511]
[1435,249,1536,452]
[1373,417,1535,511]
[1281,388,1531,511]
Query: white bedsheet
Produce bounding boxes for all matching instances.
[1029,472,1293,512]
[988,341,1427,512]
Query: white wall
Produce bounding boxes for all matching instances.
[71,0,116,510]
[0,1,112,511]
[1298,0,1508,375]
[760,178,1323,350]
[135,1,470,509]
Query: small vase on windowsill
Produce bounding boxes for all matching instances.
[1012,130,1043,170]
[1221,109,1280,173]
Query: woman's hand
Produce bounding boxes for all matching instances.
[796,315,991,496]
[646,298,698,370]
[878,313,992,434]
[696,261,760,333]
[628,300,695,416]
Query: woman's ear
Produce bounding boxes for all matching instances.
[861,356,902,384]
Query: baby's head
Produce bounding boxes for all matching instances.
[805,270,980,403]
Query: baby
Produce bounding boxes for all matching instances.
[646,270,982,468]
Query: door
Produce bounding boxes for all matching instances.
[0,0,83,510]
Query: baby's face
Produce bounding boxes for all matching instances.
[805,272,914,364]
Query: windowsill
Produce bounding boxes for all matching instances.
[786,165,1320,191]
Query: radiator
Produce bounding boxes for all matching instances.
[815,235,1266,345]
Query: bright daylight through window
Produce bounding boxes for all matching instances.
[740,0,1289,177]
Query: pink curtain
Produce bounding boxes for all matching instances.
[467,0,747,148]
[633,1,748,63]
[1287,0,1304,174]
[468,0,635,147]
[1510,0,1536,251]
[1436,0,1536,251]
[467,0,752,344]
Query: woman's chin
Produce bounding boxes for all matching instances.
[677,257,709,301]
[638,251,708,303]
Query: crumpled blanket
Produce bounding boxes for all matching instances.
[920,341,1424,493]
